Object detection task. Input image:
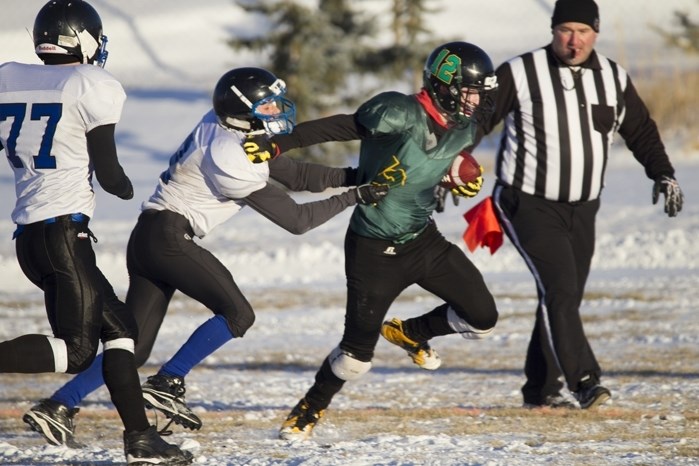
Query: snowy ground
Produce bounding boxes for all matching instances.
[1,163,699,466]
[1,1,699,465]
[1,127,697,466]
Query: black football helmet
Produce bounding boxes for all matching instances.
[33,0,109,67]
[213,67,296,135]
[423,41,498,125]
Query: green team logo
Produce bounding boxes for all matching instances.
[430,49,461,85]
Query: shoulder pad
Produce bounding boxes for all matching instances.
[355,91,420,136]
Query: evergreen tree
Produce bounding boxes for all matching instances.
[652,2,699,54]
[229,0,376,162]
[228,0,440,162]
[357,0,440,91]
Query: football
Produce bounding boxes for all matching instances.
[440,151,482,189]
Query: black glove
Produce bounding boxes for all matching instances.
[119,178,134,200]
[435,185,448,213]
[434,185,461,213]
[652,175,683,217]
[344,167,358,186]
[243,133,280,164]
[354,183,389,205]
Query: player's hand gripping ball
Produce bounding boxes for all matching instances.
[440,151,484,198]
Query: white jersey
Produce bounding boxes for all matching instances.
[0,62,126,224]
[143,110,269,238]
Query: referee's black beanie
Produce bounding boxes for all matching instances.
[551,0,600,33]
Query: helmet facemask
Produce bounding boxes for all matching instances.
[460,77,498,125]
[220,75,297,135]
[427,68,498,126]
[250,79,296,135]
[93,34,109,67]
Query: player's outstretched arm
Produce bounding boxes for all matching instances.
[269,155,357,192]
[271,114,360,152]
[244,182,383,235]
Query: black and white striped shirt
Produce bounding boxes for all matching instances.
[480,45,674,202]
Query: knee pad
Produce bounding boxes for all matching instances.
[102,295,138,341]
[328,346,371,381]
[446,306,494,340]
[219,304,255,338]
[134,343,152,368]
[65,338,100,374]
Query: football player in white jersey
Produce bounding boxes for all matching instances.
[0,1,192,464]
[22,66,388,441]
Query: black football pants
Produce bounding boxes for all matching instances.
[4,214,136,373]
[305,221,498,410]
[125,209,255,366]
[2,214,148,433]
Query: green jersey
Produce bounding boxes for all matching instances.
[351,91,477,243]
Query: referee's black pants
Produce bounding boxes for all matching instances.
[494,184,602,404]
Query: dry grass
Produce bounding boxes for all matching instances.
[634,69,699,150]
[2,401,697,462]
[2,283,697,465]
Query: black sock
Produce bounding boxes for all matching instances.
[405,303,453,341]
[305,357,345,411]
[0,334,55,372]
[103,348,149,433]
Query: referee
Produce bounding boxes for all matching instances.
[477,0,684,409]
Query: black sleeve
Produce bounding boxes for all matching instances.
[473,62,517,147]
[86,124,133,199]
[268,155,357,191]
[618,78,675,180]
[244,182,357,235]
[271,114,362,152]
